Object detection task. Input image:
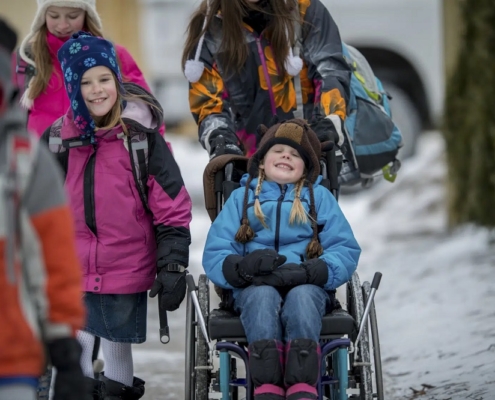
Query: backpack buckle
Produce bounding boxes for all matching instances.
[165,264,186,273]
[16,64,36,76]
[62,137,93,149]
[382,159,401,183]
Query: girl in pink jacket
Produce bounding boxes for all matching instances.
[13,0,156,137]
[43,32,192,399]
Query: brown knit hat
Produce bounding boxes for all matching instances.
[236,118,324,259]
[248,118,322,183]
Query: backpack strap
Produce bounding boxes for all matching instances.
[292,4,304,120]
[42,118,150,210]
[41,117,69,178]
[15,49,36,96]
[126,132,150,213]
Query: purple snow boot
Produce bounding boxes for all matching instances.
[285,339,320,400]
[248,339,286,400]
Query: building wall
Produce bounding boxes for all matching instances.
[0,0,145,74]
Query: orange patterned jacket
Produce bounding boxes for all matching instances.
[187,0,350,156]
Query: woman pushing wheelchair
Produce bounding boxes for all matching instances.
[202,119,360,400]
[182,0,350,159]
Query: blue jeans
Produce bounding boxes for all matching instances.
[234,284,331,343]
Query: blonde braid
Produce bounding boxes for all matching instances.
[306,182,323,259]
[254,169,268,228]
[289,178,308,225]
[235,176,255,243]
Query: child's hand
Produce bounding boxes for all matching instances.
[48,338,92,400]
[238,249,287,281]
[149,269,187,311]
[252,263,307,287]
[252,259,329,288]
[301,259,329,287]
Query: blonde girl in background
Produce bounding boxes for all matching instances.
[13,0,157,137]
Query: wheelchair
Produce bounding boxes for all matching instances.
[185,145,384,400]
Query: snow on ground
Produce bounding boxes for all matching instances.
[131,131,495,399]
[338,132,495,399]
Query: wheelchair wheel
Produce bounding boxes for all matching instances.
[195,274,210,400]
[362,281,384,400]
[347,273,372,400]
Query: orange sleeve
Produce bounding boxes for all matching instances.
[31,205,85,335]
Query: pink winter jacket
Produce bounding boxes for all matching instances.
[12,31,157,137]
[57,95,191,294]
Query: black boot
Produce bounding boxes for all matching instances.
[85,377,106,400]
[248,339,285,400]
[284,339,320,400]
[99,374,145,400]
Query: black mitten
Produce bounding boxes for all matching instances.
[301,258,328,287]
[252,263,307,287]
[209,135,244,160]
[48,338,92,400]
[238,249,287,281]
[149,268,187,311]
[311,116,342,144]
[222,255,249,288]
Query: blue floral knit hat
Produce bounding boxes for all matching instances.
[58,31,124,141]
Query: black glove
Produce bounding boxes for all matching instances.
[209,135,244,160]
[238,249,287,281]
[47,338,92,400]
[252,263,307,288]
[310,116,343,145]
[301,258,328,287]
[149,267,187,311]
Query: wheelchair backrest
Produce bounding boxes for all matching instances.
[202,146,340,223]
[203,154,249,222]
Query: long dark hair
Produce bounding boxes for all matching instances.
[182,0,298,77]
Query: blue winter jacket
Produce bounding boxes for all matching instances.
[202,174,361,298]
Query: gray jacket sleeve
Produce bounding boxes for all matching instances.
[300,0,351,121]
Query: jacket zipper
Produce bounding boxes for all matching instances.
[83,145,97,235]
[255,36,277,116]
[274,185,287,252]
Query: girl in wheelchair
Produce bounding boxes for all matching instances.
[202,119,360,400]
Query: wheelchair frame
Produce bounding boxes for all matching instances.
[186,145,384,400]
[185,271,383,400]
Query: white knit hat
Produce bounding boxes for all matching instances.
[184,0,302,83]
[18,0,103,108]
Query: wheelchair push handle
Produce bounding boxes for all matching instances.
[225,162,234,181]
[319,141,340,199]
[354,272,382,356]
[371,272,382,290]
